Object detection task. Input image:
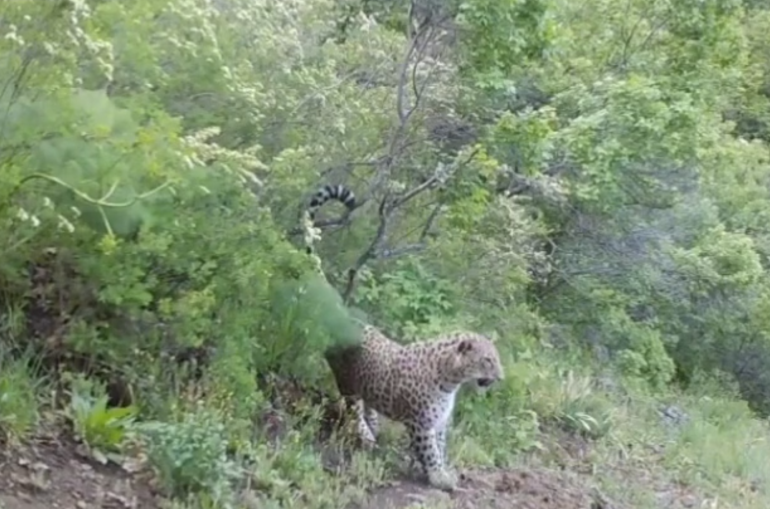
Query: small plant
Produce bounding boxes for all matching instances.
[62,373,137,463]
[527,366,615,440]
[558,409,613,440]
[553,369,615,439]
[131,406,240,505]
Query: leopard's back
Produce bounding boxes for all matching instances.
[354,329,449,423]
[324,324,401,398]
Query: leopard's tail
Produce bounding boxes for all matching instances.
[307,184,356,221]
[303,184,357,257]
[289,183,365,348]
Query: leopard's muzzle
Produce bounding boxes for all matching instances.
[476,378,496,388]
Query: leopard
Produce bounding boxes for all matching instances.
[324,324,504,491]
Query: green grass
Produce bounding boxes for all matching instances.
[446,348,770,509]
[0,347,46,443]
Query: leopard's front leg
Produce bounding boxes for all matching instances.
[406,423,458,492]
[350,398,377,447]
[435,418,459,480]
[436,422,448,465]
[363,404,380,439]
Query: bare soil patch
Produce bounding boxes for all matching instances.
[349,466,611,509]
[0,418,623,509]
[0,435,158,509]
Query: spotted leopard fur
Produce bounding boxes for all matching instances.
[324,325,504,491]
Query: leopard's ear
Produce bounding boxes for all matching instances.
[457,339,473,354]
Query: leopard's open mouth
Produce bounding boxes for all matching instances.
[476,378,495,388]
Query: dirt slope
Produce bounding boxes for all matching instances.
[0,437,157,509]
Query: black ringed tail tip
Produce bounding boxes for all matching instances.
[307,184,356,220]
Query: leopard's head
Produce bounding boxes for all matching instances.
[440,333,504,390]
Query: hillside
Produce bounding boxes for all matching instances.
[1,0,770,508]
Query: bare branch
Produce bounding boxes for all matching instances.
[354,17,441,215]
[313,3,470,302]
[391,12,441,157]
[343,201,391,301]
[341,148,480,302]
[377,243,426,259]
[397,4,435,123]
[396,32,422,124]
[396,148,480,209]
[376,200,443,259]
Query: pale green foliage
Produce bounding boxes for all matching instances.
[266,272,366,374]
